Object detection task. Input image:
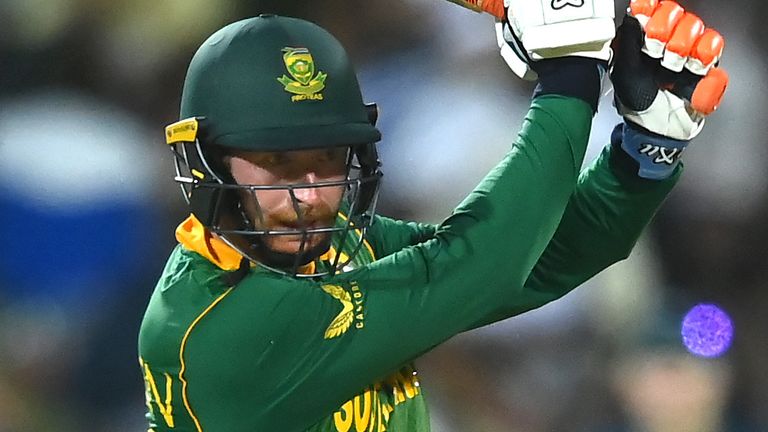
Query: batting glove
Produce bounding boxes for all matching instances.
[495,0,615,80]
[611,0,729,179]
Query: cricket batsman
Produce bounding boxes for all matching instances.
[138,0,729,430]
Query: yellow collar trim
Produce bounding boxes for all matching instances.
[175,214,244,271]
[174,213,376,274]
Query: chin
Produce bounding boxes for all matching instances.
[253,232,334,269]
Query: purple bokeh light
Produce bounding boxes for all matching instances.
[681,304,734,358]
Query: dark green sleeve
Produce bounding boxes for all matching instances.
[365,215,437,257]
[465,142,681,329]
[184,95,592,430]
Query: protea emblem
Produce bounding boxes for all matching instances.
[277,47,327,102]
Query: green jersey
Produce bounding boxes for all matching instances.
[138,95,680,431]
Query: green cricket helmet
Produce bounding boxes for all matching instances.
[166,14,383,278]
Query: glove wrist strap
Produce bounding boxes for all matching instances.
[533,57,607,113]
[614,122,689,180]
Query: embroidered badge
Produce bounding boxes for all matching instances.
[277,47,327,102]
[320,281,365,339]
[321,284,354,339]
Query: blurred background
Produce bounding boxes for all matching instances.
[0,0,766,430]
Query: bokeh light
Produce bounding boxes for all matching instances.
[681,304,734,358]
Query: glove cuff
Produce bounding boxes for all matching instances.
[533,57,607,113]
[616,90,706,141]
[613,122,688,180]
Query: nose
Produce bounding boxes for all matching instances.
[292,172,322,204]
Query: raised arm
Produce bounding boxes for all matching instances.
[467,0,730,328]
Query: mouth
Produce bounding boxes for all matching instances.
[263,226,333,255]
[275,218,334,232]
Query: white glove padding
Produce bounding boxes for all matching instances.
[611,0,728,140]
[495,0,615,80]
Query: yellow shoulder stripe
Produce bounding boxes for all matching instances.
[337,212,376,261]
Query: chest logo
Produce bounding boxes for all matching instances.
[321,284,354,339]
[277,47,327,102]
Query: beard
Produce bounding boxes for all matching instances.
[232,190,342,268]
[253,232,334,268]
[260,229,332,254]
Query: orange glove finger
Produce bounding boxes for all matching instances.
[448,0,505,19]
[686,28,725,75]
[691,67,729,115]
[643,1,685,58]
[662,12,705,71]
[629,0,659,27]
[480,0,505,19]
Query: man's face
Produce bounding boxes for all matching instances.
[227,147,349,256]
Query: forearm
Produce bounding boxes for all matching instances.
[466,139,681,330]
[529,140,679,287]
[426,94,592,290]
